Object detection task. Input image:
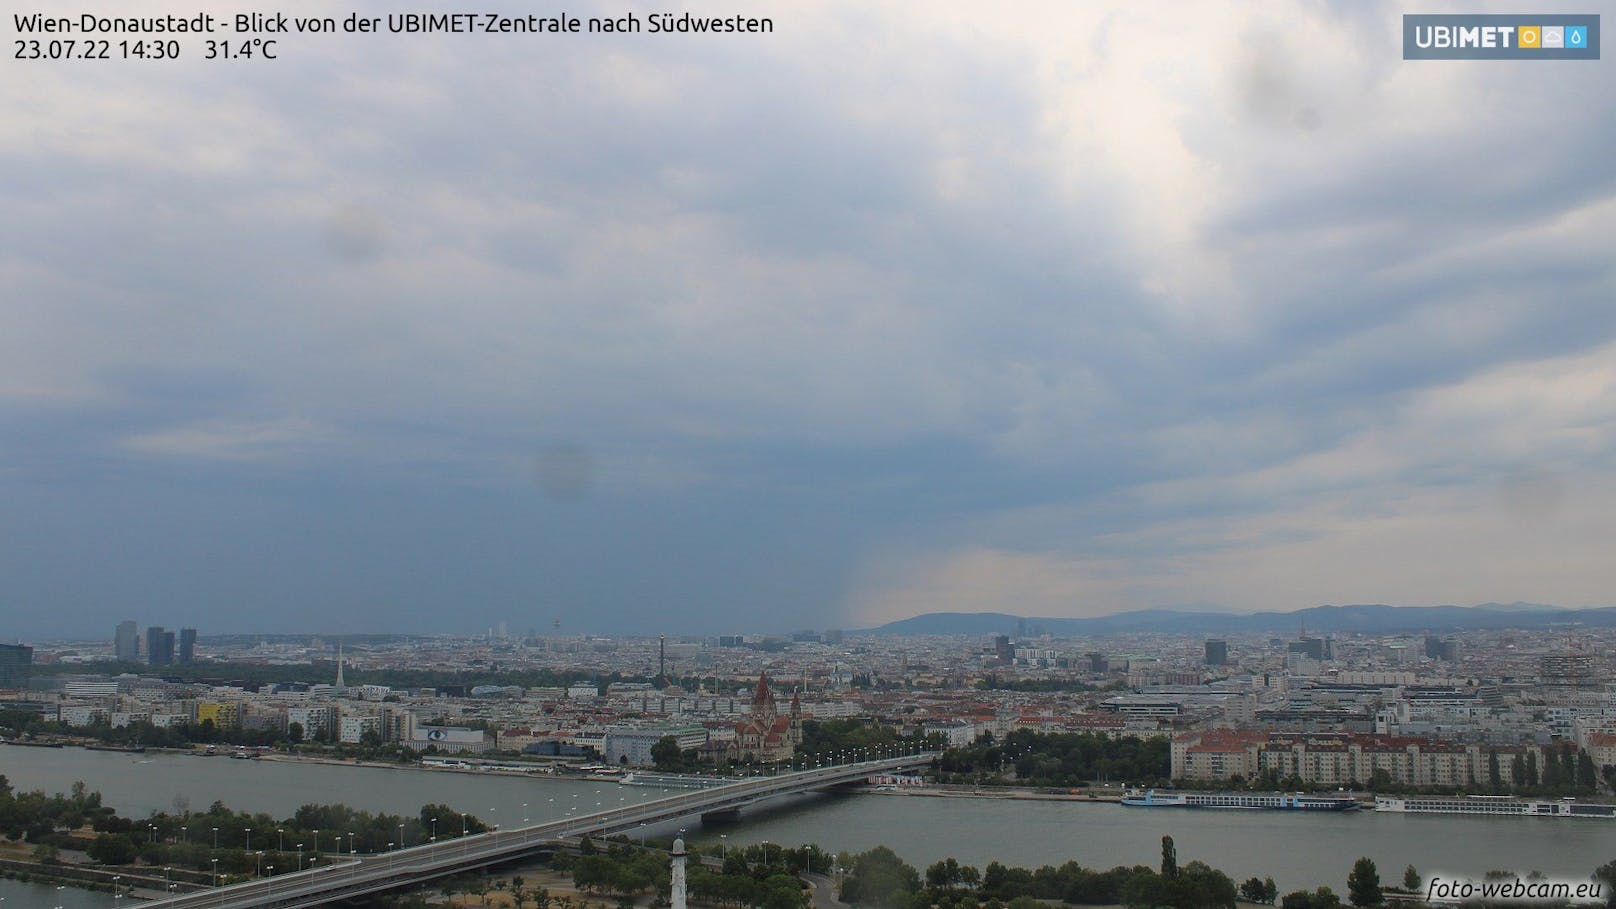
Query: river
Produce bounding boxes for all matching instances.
[1,746,1610,900]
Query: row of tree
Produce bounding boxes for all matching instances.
[0,776,489,881]
[797,719,939,763]
[935,729,1171,788]
[833,838,1240,909]
[558,838,809,909]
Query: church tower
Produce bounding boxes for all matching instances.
[752,670,777,720]
[788,690,803,746]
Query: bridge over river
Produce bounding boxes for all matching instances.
[141,753,938,908]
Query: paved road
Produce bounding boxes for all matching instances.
[803,871,846,909]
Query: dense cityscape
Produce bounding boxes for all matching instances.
[6,616,1616,790]
[3,610,1616,906]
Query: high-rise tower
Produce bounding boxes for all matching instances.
[146,627,175,665]
[114,620,139,662]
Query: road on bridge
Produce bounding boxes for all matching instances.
[139,753,938,909]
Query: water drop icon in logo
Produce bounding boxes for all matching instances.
[1566,25,1587,47]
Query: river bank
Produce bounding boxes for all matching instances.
[3,746,1609,896]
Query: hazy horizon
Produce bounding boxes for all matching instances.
[16,599,1614,643]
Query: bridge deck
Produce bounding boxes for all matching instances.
[139,754,937,909]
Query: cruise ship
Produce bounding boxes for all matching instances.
[1375,795,1616,819]
[1121,789,1359,811]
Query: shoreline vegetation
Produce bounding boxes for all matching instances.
[2,773,1613,908]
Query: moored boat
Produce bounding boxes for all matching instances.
[1122,789,1358,810]
[1375,795,1616,819]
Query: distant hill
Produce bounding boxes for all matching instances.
[873,612,1030,635]
[865,602,1616,636]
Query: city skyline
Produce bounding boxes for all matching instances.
[9,598,1616,644]
[5,2,1615,639]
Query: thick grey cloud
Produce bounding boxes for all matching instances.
[2,0,1614,637]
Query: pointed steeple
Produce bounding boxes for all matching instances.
[753,670,773,706]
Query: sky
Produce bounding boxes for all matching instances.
[3,1,1615,639]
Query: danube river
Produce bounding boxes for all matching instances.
[3,747,1612,901]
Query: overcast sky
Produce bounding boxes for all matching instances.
[4,1,1614,639]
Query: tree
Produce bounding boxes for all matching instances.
[651,736,685,771]
[841,846,920,908]
[1176,860,1237,909]
[1160,835,1178,879]
[574,855,618,894]
[1120,873,1167,909]
[1577,751,1598,790]
[927,859,957,890]
[287,722,304,744]
[87,833,138,865]
[1402,866,1420,892]
[1312,885,1342,908]
[1241,878,1269,903]
[762,873,809,909]
[1592,860,1616,909]
[1347,858,1381,907]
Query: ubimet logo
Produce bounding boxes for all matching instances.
[1404,14,1598,59]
